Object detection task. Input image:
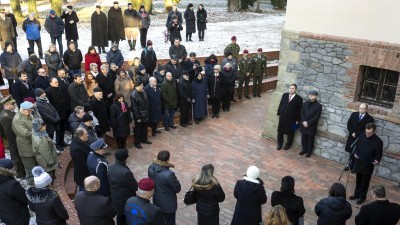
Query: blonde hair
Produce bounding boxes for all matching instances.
[264,205,292,225]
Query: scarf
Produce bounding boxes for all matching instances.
[121,102,127,112]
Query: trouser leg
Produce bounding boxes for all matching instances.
[359,173,372,199]
[134,122,143,145]
[277,130,284,146]
[56,119,66,145]
[36,39,43,58]
[238,76,244,98]
[301,133,308,152]
[57,36,63,54]
[116,215,126,225]
[21,156,36,183]
[244,76,250,96]
[355,172,362,197]
[222,93,229,109]
[169,109,175,127]
[180,103,189,124]
[7,79,14,94]
[307,135,315,154]
[28,40,35,54]
[287,130,295,146]
[163,109,169,128]
[12,36,17,51]
[212,98,221,115]
[162,212,176,225]
[9,147,25,178]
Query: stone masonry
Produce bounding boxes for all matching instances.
[263,30,400,182]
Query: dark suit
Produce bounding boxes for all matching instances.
[277,93,303,146]
[345,112,374,152]
[69,137,91,188]
[300,100,322,154]
[355,200,400,225]
[74,191,116,225]
[353,133,383,200]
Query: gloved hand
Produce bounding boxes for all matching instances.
[192,99,195,103]
[187,98,191,102]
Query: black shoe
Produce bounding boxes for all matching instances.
[231,99,237,102]
[152,133,156,136]
[194,120,199,124]
[142,141,152,144]
[227,108,230,112]
[212,114,216,118]
[253,94,257,97]
[245,96,251,99]
[169,125,177,129]
[349,195,359,200]
[180,123,187,127]
[189,39,193,42]
[356,198,366,205]
[223,108,227,112]
[277,145,282,150]
[102,47,106,52]
[216,114,219,118]
[135,144,143,149]
[306,153,312,158]
[299,150,306,155]
[258,94,261,97]
[283,144,291,150]
[155,130,161,134]
[187,121,193,125]
[344,165,350,171]
[165,127,170,131]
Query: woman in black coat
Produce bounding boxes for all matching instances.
[221,63,236,112]
[44,44,63,77]
[315,183,352,225]
[192,164,225,225]
[110,93,132,149]
[207,65,223,118]
[196,4,207,41]
[231,166,267,225]
[91,6,108,52]
[184,3,196,42]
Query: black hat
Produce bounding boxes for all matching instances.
[29,54,39,64]
[226,51,233,57]
[67,5,73,9]
[35,88,45,97]
[170,54,178,60]
[113,1,119,4]
[0,159,14,169]
[96,5,101,9]
[81,113,93,122]
[309,90,319,96]
[83,103,92,113]
[115,149,129,162]
[188,3,193,8]
[93,87,102,93]
[4,42,12,49]
[136,79,143,87]
[128,3,132,6]
[157,64,165,72]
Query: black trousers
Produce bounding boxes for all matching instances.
[277,129,295,146]
[150,122,158,134]
[210,98,221,115]
[139,28,148,48]
[56,119,66,145]
[116,214,126,225]
[301,133,315,154]
[222,90,233,110]
[9,147,25,178]
[198,29,205,40]
[162,212,176,225]
[354,173,372,199]
[186,33,192,40]
[180,102,191,125]
[116,137,127,149]
[12,36,17,52]
[28,39,43,57]
[134,121,148,145]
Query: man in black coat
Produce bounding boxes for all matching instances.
[61,5,79,47]
[91,5,108,53]
[18,54,42,82]
[131,80,152,149]
[345,103,374,152]
[300,90,322,157]
[90,87,110,137]
[355,185,400,225]
[349,123,383,205]
[11,71,35,107]
[108,1,125,47]
[144,77,163,136]
[75,176,116,225]
[44,10,65,54]
[96,67,115,120]
[33,68,50,90]
[141,40,158,75]
[68,73,89,111]
[168,38,187,64]
[35,88,60,140]
[177,73,192,127]
[182,52,202,82]
[68,106,85,134]
[63,41,83,78]
[70,127,91,191]
[277,84,303,150]
[108,149,138,225]
[165,55,183,81]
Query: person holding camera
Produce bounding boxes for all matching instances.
[183,52,202,82]
[167,15,183,46]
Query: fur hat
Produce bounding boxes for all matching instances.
[35,88,45,97]
[32,166,52,188]
[138,178,155,191]
[81,113,93,122]
[246,166,259,180]
[115,149,129,162]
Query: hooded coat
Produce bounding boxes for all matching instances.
[191,78,208,119]
[91,11,108,47]
[26,187,69,225]
[184,6,196,34]
[144,83,162,123]
[108,7,125,42]
[315,196,352,225]
[148,159,181,213]
[110,101,132,138]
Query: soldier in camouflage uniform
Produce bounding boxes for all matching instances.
[224,36,240,59]
[238,49,253,100]
[252,48,267,97]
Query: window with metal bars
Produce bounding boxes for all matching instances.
[358,66,399,108]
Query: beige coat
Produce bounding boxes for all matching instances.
[114,76,134,107]
[32,135,58,172]
[12,111,34,157]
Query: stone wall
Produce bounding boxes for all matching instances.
[263,30,400,182]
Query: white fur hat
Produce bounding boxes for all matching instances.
[246,166,260,180]
[32,166,52,188]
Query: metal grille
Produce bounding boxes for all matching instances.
[359,66,399,108]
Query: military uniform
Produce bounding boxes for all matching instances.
[238,56,253,99]
[224,43,240,59]
[252,54,267,96]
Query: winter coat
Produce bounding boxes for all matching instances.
[141,47,157,74]
[221,58,238,72]
[36,97,60,135]
[68,113,81,134]
[238,56,253,77]
[108,160,138,216]
[44,16,65,38]
[300,100,322,136]
[11,78,35,107]
[124,9,140,28]
[69,137,91,187]
[106,49,124,68]
[277,93,303,135]
[32,134,58,173]
[130,89,150,122]
[12,111,34,157]
[22,17,41,40]
[46,86,68,120]
[139,11,151,29]
[45,51,63,76]
[91,11,108,47]
[0,109,17,150]
[87,151,111,197]
[96,72,116,101]
[84,53,102,72]
[355,200,400,225]
[165,11,183,27]
[221,67,236,93]
[26,187,69,225]
[60,11,79,41]
[108,7,125,42]
[182,59,202,82]
[0,50,22,79]
[114,76,134,107]
[110,101,132,138]
[55,77,70,107]
[144,84,162,123]
[90,98,110,134]
[68,81,89,110]
[165,61,183,81]
[345,112,374,152]
[153,71,165,85]
[74,191,116,225]
[231,179,267,225]
[196,9,207,31]
[136,71,149,87]
[224,43,240,59]
[160,78,178,109]
[184,8,196,34]
[207,72,223,99]
[63,48,83,70]
[315,196,352,225]
[252,54,267,76]
[125,196,163,225]
[0,17,15,49]
[271,191,306,225]
[34,75,50,91]
[169,44,187,62]
[191,78,208,119]
[204,57,218,82]
[353,133,383,175]
[5,13,17,37]
[0,168,30,225]
[168,21,183,42]
[18,58,43,81]
[148,159,181,213]
[178,77,192,104]
[192,182,225,216]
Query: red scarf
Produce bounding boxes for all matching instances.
[121,102,127,112]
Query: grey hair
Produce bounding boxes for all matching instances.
[149,77,156,82]
[90,63,98,68]
[74,127,87,139]
[110,63,117,67]
[137,188,153,197]
[100,64,109,70]
[74,106,84,114]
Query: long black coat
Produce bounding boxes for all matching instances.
[26,187,69,225]
[277,93,303,135]
[300,100,322,136]
[144,84,162,123]
[178,77,192,103]
[271,191,305,225]
[165,61,183,81]
[193,183,225,217]
[221,67,236,93]
[168,45,187,63]
[315,196,352,225]
[168,21,183,42]
[68,82,89,110]
[108,161,138,216]
[90,98,111,134]
[110,101,132,138]
[196,9,207,31]
[36,98,60,135]
[61,11,79,41]
[231,179,267,225]
[141,47,157,75]
[355,200,400,225]
[11,78,35,107]
[353,133,383,175]
[0,50,22,80]
[0,168,30,225]
[69,137,91,187]
[207,72,223,99]
[345,112,374,152]
[108,7,125,42]
[130,89,150,122]
[91,11,108,47]
[34,75,50,90]
[74,191,116,225]
[184,8,196,34]
[46,86,68,120]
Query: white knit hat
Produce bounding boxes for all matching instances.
[32,166,52,188]
[246,166,259,180]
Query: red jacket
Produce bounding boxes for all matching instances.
[84,53,102,72]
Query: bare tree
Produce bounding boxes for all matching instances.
[228,0,240,12]
[142,0,153,14]
[50,0,62,16]
[132,0,143,10]
[10,0,23,18]
[27,0,38,14]
[256,0,261,12]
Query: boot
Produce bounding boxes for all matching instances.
[132,40,136,51]
[102,47,106,53]
[98,47,101,54]
[128,40,133,51]
[189,33,193,41]
[186,34,188,42]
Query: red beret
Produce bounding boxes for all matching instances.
[147,40,153,46]
[24,97,36,103]
[257,48,262,52]
[231,36,237,41]
[138,178,155,191]
[243,49,249,54]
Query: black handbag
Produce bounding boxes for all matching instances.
[183,186,197,206]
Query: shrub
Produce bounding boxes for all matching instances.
[271,0,287,9]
